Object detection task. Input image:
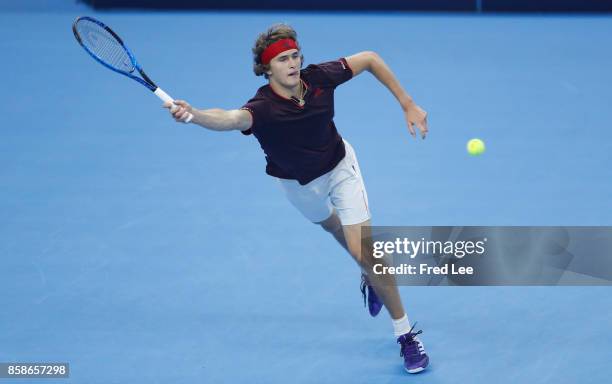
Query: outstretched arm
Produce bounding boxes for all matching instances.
[345,51,428,139]
[163,100,252,132]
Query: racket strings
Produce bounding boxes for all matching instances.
[76,19,135,73]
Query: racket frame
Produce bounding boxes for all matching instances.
[72,16,193,123]
[72,16,157,91]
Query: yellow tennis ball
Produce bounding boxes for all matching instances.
[467,138,485,156]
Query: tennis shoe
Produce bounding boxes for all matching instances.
[397,324,429,374]
[360,274,383,317]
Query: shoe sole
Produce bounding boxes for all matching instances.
[405,367,426,374]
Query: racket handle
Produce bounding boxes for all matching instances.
[154,87,193,123]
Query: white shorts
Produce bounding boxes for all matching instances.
[278,140,371,226]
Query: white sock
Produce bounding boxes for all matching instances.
[392,314,413,337]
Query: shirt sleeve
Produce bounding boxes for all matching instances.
[239,97,268,136]
[304,58,354,88]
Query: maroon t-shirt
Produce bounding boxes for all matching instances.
[241,58,353,185]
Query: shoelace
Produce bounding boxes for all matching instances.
[398,323,425,358]
[360,275,367,307]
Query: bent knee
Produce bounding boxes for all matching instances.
[317,212,342,233]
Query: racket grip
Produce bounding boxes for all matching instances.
[154,87,194,123]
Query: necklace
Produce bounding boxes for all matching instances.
[296,80,306,107]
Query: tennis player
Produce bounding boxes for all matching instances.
[164,24,429,374]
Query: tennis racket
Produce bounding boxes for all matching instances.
[72,16,193,123]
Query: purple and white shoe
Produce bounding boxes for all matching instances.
[397,324,429,374]
[360,274,383,317]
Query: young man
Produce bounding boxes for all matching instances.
[164,24,429,374]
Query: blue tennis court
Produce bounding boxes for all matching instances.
[1,2,611,383]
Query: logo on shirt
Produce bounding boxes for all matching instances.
[313,88,324,97]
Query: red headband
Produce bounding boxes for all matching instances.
[261,38,298,65]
